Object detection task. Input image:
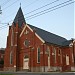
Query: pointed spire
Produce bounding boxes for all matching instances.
[13,7,26,27]
[20,3,21,7]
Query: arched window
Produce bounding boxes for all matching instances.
[46,46,50,56]
[66,55,69,65]
[37,47,40,63]
[47,46,50,69]
[11,27,14,46]
[24,55,29,59]
[24,39,29,47]
[10,51,13,64]
[52,48,56,63]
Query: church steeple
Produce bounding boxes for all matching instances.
[13,7,26,27]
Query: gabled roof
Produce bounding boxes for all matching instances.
[62,40,72,46]
[28,24,71,46]
[13,7,26,27]
[14,7,72,47]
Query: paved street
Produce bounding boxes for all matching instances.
[0,72,75,75]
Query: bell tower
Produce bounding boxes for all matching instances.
[13,7,26,27]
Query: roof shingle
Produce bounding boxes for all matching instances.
[13,7,26,27]
[28,24,71,46]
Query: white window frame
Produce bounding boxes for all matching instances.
[24,40,29,47]
[58,49,61,56]
[47,46,50,69]
[24,30,29,35]
[10,51,13,64]
[53,48,56,63]
[11,27,13,46]
[37,47,40,63]
[66,55,69,65]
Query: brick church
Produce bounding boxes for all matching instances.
[4,7,75,72]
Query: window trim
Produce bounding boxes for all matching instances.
[66,55,69,65]
[24,39,29,47]
[58,49,61,56]
[52,48,56,63]
[37,47,40,63]
[10,51,13,64]
[24,30,29,35]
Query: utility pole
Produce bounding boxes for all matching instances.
[0,6,2,14]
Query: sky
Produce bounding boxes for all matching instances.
[0,0,74,48]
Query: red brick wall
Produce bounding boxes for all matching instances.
[4,23,74,71]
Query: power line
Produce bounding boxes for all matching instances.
[25,0,59,16]
[0,0,74,30]
[2,0,58,24]
[1,0,41,22]
[26,1,75,20]
[1,0,10,6]
[0,23,8,24]
[25,0,73,19]
[2,0,19,10]
[0,25,9,30]
[7,0,73,22]
[23,0,41,9]
[1,0,12,7]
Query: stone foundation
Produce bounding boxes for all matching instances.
[30,66,62,72]
[71,67,75,71]
[50,66,62,71]
[4,66,62,72]
[4,67,16,72]
[19,67,23,71]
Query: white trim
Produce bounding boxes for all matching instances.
[37,48,38,63]
[11,27,14,46]
[14,44,17,46]
[10,51,13,64]
[26,25,33,32]
[37,47,40,63]
[14,65,16,67]
[66,55,69,65]
[20,24,45,43]
[73,40,75,43]
[40,51,43,54]
[23,58,29,69]
[52,53,54,55]
[69,43,73,47]
[15,32,18,34]
[20,24,33,37]
[35,33,45,43]
[47,46,50,69]
[20,24,27,37]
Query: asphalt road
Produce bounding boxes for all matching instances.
[0,72,75,75]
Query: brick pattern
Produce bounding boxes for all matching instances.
[4,23,75,72]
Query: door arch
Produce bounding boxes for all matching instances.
[23,55,29,69]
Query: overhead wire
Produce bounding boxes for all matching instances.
[1,0,41,22]
[0,0,74,30]
[22,0,41,9]
[2,0,19,10]
[6,0,73,23]
[25,0,73,19]
[27,1,75,20]
[1,0,60,25]
[25,0,59,15]
[1,0,12,7]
